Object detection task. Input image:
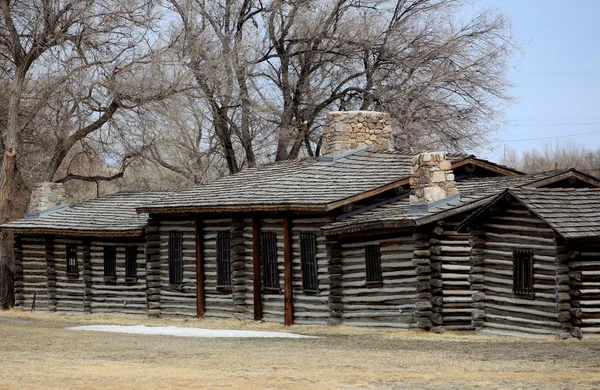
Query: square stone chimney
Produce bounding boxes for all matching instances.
[321,111,393,156]
[27,182,69,218]
[409,152,459,213]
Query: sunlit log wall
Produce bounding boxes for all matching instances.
[469,200,571,338]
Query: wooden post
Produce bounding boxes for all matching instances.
[252,216,262,321]
[195,217,205,317]
[283,214,293,326]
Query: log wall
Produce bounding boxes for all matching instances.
[340,233,417,328]
[436,217,475,330]
[259,217,284,322]
[89,240,147,314]
[569,243,600,338]
[18,236,48,311]
[159,219,198,316]
[291,216,330,325]
[53,238,85,312]
[201,218,234,317]
[475,201,567,338]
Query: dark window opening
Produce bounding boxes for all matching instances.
[513,249,534,296]
[169,232,183,284]
[125,246,137,279]
[365,245,383,283]
[261,232,279,289]
[217,232,232,287]
[103,246,116,278]
[66,245,79,276]
[300,233,318,292]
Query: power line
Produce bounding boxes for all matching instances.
[502,131,600,143]
[512,122,600,127]
[511,70,600,75]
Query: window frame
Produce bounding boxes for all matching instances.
[216,231,232,288]
[261,231,280,291]
[125,246,138,281]
[365,244,383,285]
[168,231,184,285]
[299,232,319,293]
[66,245,79,277]
[103,246,117,280]
[513,249,534,297]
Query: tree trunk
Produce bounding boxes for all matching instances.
[0,63,26,308]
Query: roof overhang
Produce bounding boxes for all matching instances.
[138,157,512,215]
[325,168,600,236]
[2,227,145,238]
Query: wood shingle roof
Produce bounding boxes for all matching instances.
[1,190,177,237]
[137,149,520,214]
[489,187,600,241]
[322,169,599,235]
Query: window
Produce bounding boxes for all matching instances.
[103,246,116,278]
[217,232,232,287]
[300,233,318,292]
[169,232,183,284]
[261,232,279,289]
[125,246,137,279]
[365,245,383,283]
[66,245,79,276]
[513,249,534,296]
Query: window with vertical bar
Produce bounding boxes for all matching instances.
[125,246,137,279]
[261,232,279,289]
[513,249,533,296]
[365,245,383,284]
[300,233,318,292]
[103,246,116,278]
[169,232,183,284]
[217,232,232,287]
[66,245,78,276]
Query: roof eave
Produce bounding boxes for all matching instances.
[2,227,145,238]
[322,219,416,236]
[138,204,330,215]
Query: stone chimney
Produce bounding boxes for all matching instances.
[321,111,393,156]
[27,182,69,218]
[409,152,459,213]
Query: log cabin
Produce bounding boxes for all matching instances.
[457,187,600,339]
[5,110,600,339]
[134,111,594,327]
[321,166,600,332]
[3,188,175,314]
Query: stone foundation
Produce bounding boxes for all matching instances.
[322,111,393,156]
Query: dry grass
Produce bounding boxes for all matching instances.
[1,310,600,389]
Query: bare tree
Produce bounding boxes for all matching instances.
[0,0,179,308]
[507,141,600,174]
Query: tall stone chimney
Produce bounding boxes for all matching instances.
[27,182,69,218]
[409,152,459,213]
[321,111,393,156]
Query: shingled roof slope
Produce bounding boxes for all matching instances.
[492,188,600,241]
[138,149,519,214]
[1,190,177,237]
[322,169,597,235]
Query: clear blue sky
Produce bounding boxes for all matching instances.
[464,0,600,163]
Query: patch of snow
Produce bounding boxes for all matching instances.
[69,325,318,339]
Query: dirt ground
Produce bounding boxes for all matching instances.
[1,311,600,389]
